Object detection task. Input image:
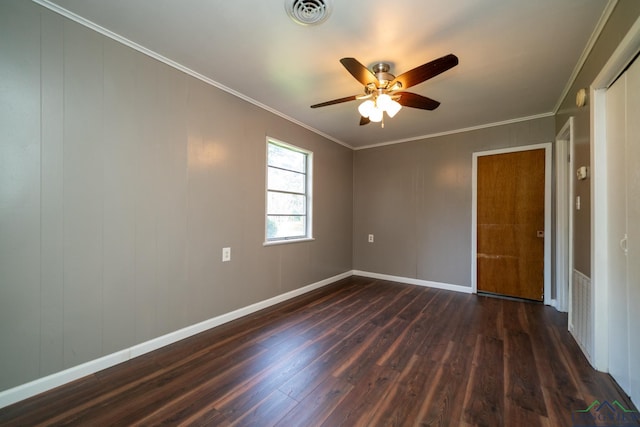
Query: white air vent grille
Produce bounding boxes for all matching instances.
[285,0,332,26]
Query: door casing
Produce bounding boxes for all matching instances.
[555,117,574,314]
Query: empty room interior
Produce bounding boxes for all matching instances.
[1,0,639,425]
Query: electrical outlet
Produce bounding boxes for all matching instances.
[368,234,374,243]
[222,247,231,262]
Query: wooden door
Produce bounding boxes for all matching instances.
[477,149,545,301]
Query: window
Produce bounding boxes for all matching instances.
[265,139,313,243]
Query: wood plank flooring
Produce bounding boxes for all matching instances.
[0,276,635,426]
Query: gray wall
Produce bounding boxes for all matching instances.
[0,0,352,393]
[555,0,640,277]
[353,117,555,287]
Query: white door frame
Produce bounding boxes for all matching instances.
[471,143,553,304]
[590,16,640,372]
[555,117,574,313]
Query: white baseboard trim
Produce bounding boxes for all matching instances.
[353,270,473,294]
[0,270,352,409]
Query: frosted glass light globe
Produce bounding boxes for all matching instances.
[358,100,375,118]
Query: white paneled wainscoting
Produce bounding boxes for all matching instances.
[570,269,593,363]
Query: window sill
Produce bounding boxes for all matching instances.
[263,237,315,247]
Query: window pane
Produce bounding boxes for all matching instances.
[268,143,306,173]
[267,191,305,215]
[268,167,305,193]
[267,215,306,239]
[265,139,311,242]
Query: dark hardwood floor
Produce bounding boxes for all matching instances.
[0,276,635,426]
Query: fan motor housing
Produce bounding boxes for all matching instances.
[372,63,395,86]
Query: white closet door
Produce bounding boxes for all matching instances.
[605,68,630,394]
[606,56,640,404]
[626,56,640,404]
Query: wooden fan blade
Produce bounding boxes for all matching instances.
[359,116,370,126]
[390,54,458,90]
[340,58,379,87]
[310,95,358,108]
[396,92,441,110]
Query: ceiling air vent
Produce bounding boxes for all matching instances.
[285,0,332,26]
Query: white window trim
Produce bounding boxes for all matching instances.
[264,137,313,245]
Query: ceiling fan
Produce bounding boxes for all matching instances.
[311,54,459,127]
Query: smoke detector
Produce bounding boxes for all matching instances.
[285,0,332,26]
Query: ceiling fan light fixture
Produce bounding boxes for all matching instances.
[358,100,375,118]
[285,0,332,26]
[376,93,393,110]
[385,100,402,118]
[369,107,383,123]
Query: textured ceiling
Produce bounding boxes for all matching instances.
[40,0,610,148]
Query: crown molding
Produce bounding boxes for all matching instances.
[552,0,618,113]
[353,112,555,150]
